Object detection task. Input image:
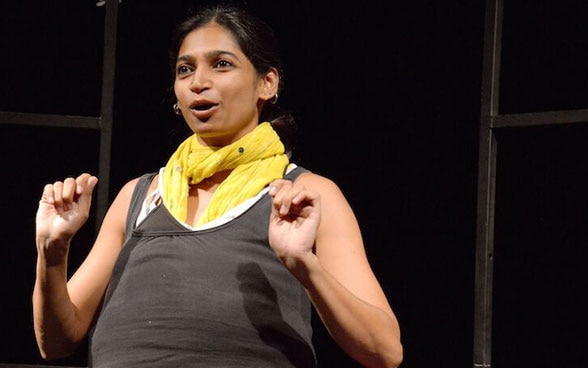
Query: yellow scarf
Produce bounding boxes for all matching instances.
[162,122,289,226]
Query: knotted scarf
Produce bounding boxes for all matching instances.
[162,122,289,226]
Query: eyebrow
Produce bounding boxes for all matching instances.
[176,50,240,64]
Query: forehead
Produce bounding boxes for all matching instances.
[178,23,241,56]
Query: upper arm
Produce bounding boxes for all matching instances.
[297,173,395,318]
[65,177,140,336]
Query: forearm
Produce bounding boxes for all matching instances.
[33,244,80,360]
[292,256,403,368]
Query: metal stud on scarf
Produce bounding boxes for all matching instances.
[173,103,182,115]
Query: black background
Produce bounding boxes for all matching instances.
[1,0,587,367]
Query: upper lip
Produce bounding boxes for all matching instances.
[189,99,218,111]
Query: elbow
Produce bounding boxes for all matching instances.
[38,344,75,361]
[374,332,404,368]
[390,344,404,368]
[386,321,404,367]
[359,336,403,368]
[36,334,79,361]
[381,340,403,368]
[38,345,77,361]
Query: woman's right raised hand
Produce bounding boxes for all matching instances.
[36,173,98,253]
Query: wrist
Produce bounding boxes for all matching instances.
[281,252,322,285]
[36,237,70,267]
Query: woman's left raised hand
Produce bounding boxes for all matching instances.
[267,179,321,266]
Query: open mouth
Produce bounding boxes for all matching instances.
[190,103,215,111]
[188,101,218,121]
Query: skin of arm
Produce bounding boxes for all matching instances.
[268,173,403,368]
[33,174,140,360]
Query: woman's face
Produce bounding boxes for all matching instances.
[174,22,277,147]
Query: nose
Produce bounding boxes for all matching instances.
[189,67,211,92]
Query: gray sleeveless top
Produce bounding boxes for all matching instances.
[88,166,317,367]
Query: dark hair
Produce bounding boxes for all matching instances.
[169,3,298,156]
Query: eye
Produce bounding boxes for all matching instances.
[176,64,193,76]
[213,59,233,69]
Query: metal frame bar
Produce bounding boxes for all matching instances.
[473,0,502,366]
[95,0,119,229]
[0,0,119,234]
[474,1,588,367]
[492,109,588,128]
[0,112,100,129]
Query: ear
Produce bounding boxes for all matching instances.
[259,67,279,103]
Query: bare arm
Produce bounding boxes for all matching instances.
[268,173,403,368]
[33,174,138,360]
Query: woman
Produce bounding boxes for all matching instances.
[33,4,402,367]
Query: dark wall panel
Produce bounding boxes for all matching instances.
[1,1,484,367]
[493,124,588,366]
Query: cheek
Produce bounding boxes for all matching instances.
[173,82,181,98]
[174,83,188,102]
[225,82,259,103]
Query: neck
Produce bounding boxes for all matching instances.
[194,169,232,189]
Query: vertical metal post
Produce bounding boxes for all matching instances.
[96,0,119,231]
[473,0,502,367]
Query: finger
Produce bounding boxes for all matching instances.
[40,184,54,204]
[75,173,93,195]
[77,175,98,210]
[52,181,65,210]
[62,177,78,211]
[272,184,302,216]
[268,179,289,196]
[292,189,319,206]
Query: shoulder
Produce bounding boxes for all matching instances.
[290,167,358,221]
[113,177,141,203]
[116,172,159,200]
[293,168,341,195]
[108,173,159,216]
[98,173,159,240]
